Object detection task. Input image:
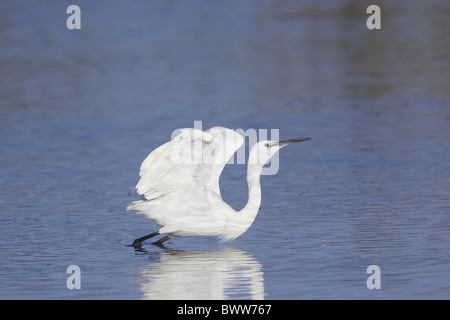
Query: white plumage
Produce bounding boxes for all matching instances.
[127,126,310,247]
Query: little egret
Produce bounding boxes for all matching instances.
[127,126,310,248]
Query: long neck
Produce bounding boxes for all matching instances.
[223,161,264,242]
[240,163,263,218]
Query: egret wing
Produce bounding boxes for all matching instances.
[206,127,244,196]
[135,128,221,200]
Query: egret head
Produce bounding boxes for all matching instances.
[250,138,311,166]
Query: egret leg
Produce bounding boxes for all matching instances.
[152,235,174,247]
[132,231,160,249]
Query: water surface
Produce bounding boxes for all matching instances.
[1,0,449,299]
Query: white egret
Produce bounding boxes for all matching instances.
[127,126,310,248]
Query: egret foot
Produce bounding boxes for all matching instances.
[152,235,173,247]
[132,239,143,249]
[132,231,160,249]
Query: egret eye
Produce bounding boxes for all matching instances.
[264,143,270,148]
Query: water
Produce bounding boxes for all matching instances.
[1,0,449,299]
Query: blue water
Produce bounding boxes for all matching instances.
[1,1,449,299]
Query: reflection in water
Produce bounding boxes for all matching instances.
[136,247,264,300]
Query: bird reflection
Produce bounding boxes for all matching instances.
[135,246,265,299]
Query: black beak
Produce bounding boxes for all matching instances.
[275,137,311,147]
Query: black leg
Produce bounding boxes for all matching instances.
[152,235,173,247]
[132,231,160,249]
